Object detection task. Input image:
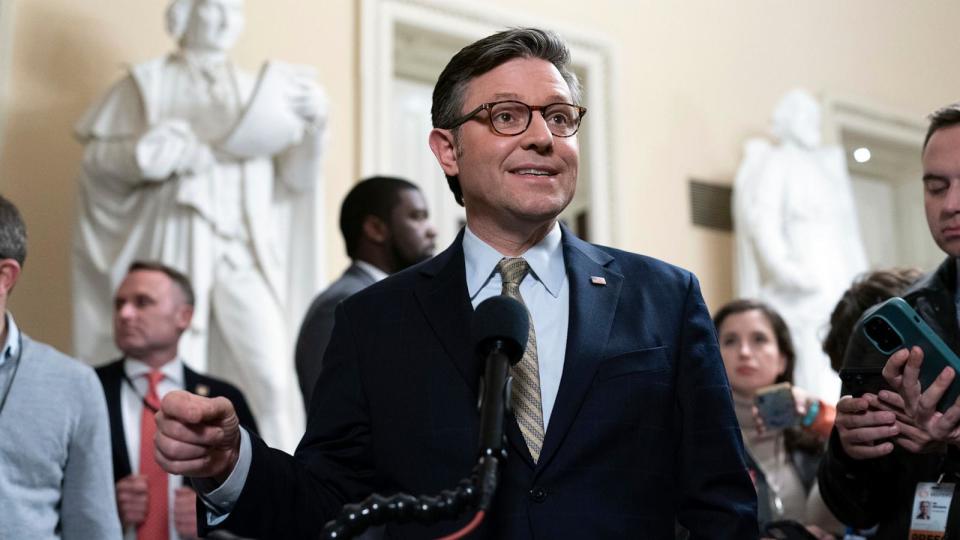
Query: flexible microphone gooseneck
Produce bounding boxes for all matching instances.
[321,295,528,539]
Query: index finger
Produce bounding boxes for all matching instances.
[160,391,234,425]
[882,348,911,389]
[917,365,956,419]
[837,395,869,414]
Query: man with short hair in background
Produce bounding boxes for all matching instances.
[295,176,436,408]
[0,194,121,540]
[97,261,258,540]
[821,103,960,536]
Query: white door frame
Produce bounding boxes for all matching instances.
[360,0,620,245]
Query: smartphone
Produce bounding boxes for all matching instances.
[839,367,888,398]
[754,382,797,430]
[861,297,960,412]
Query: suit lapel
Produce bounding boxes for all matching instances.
[535,228,622,472]
[183,364,213,397]
[413,232,479,397]
[101,359,132,480]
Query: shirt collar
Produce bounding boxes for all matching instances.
[0,312,20,367]
[354,260,390,283]
[123,356,184,386]
[463,222,565,300]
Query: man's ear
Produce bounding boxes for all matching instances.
[362,215,390,244]
[175,303,194,333]
[428,128,460,177]
[0,260,22,297]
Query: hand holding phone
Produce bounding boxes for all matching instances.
[754,382,798,431]
[861,298,960,412]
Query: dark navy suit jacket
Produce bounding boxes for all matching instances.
[219,227,758,539]
[96,359,259,482]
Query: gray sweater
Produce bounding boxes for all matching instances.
[0,334,121,540]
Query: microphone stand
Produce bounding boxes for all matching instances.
[320,339,513,539]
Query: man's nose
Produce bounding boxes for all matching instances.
[520,112,555,151]
[116,303,135,319]
[945,181,960,213]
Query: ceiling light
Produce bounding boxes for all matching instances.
[853,147,872,163]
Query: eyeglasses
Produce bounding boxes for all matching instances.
[447,100,587,137]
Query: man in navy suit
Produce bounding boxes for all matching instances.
[97,261,257,539]
[156,28,757,538]
[295,176,436,409]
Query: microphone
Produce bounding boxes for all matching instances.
[320,296,529,538]
[470,295,528,511]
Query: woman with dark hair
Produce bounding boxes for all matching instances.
[714,299,840,538]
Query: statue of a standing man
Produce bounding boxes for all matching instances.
[73,0,327,451]
[733,89,867,404]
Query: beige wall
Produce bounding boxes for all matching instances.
[0,0,358,350]
[1,0,958,353]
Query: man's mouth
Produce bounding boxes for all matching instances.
[510,167,557,177]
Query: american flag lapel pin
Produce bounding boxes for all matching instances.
[590,276,607,286]
[195,384,210,397]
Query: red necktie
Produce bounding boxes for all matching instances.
[138,370,168,540]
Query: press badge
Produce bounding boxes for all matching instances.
[909,481,955,539]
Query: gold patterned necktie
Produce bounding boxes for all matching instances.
[497,257,545,462]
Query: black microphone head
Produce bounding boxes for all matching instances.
[471,295,529,365]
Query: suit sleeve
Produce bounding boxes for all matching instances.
[816,329,897,526]
[217,302,376,538]
[61,368,123,540]
[816,430,896,527]
[295,297,339,410]
[673,274,759,539]
[229,388,260,438]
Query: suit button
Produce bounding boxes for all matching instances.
[529,487,547,503]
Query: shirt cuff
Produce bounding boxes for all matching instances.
[192,427,252,526]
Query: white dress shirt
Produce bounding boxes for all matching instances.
[354,259,389,283]
[121,357,186,540]
[462,223,569,428]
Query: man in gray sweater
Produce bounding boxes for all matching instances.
[0,195,121,539]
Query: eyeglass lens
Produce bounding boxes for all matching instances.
[489,101,582,137]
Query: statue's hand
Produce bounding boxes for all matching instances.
[287,74,328,126]
[136,120,215,179]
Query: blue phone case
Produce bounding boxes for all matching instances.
[861,297,960,412]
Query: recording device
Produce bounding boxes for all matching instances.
[839,367,888,398]
[754,382,798,430]
[320,295,528,538]
[860,297,960,412]
[762,519,819,540]
[471,295,528,510]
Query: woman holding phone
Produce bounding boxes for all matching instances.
[714,299,840,538]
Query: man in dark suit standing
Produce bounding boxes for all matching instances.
[156,28,757,538]
[97,261,257,540]
[295,176,436,408]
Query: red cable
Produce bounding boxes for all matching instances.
[436,510,485,540]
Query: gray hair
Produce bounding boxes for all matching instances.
[431,28,582,206]
[0,195,26,267]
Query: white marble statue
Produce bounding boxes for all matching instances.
[733,88,867,404]
[72,0,328,451]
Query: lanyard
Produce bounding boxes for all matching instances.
[0,333,25,418]
[121,369,160,414]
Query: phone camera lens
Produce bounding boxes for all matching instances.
[865,317,903,352]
